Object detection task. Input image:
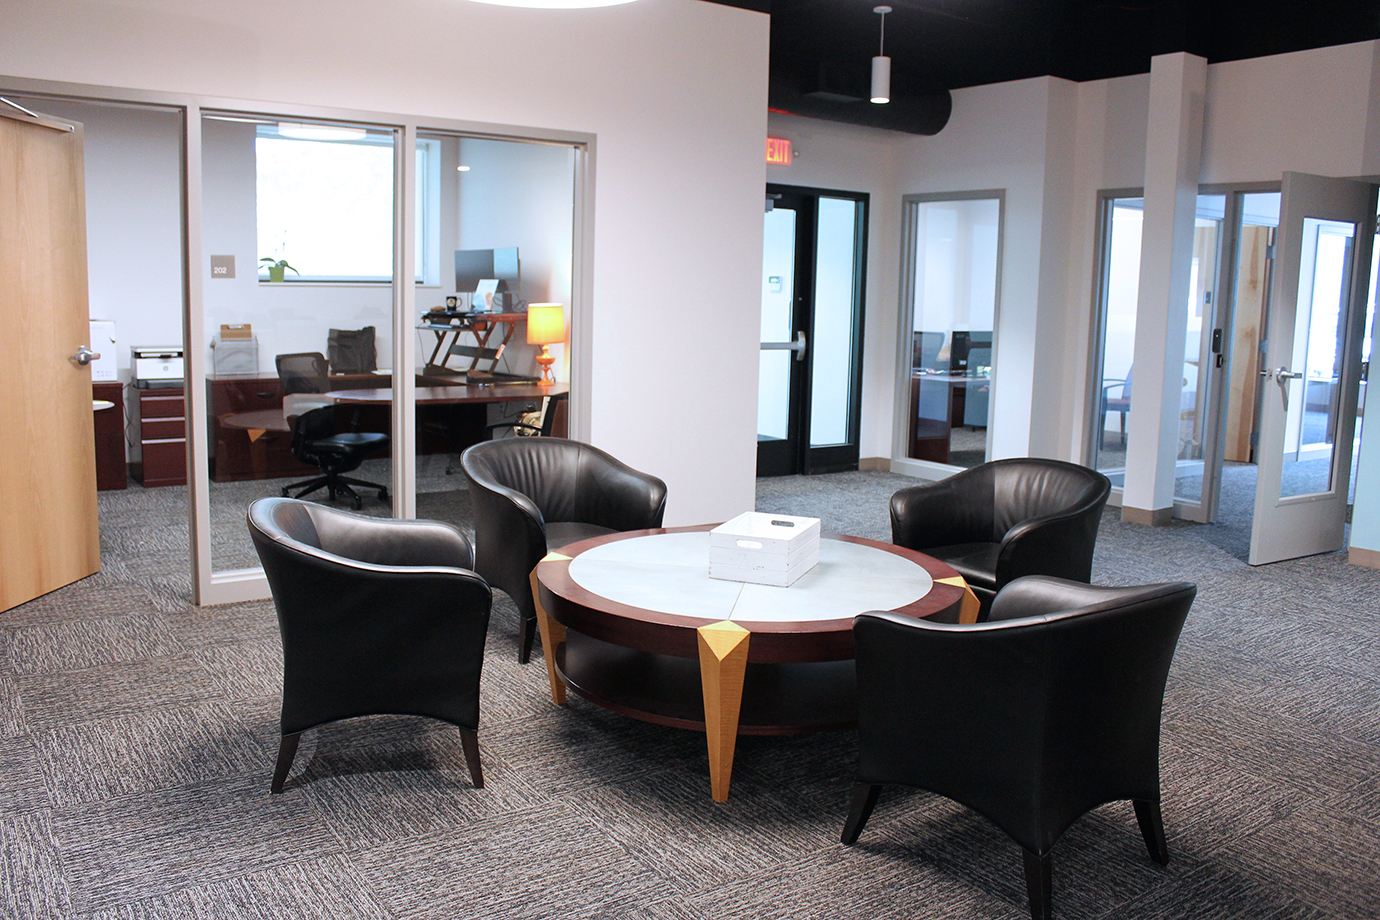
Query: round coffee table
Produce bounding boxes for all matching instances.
[532,525,979,801]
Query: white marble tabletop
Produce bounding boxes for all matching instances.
[567,531,933,624]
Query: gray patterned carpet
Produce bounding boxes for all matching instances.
[2,470,1378,918]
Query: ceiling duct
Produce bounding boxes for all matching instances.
[768,60,952,136]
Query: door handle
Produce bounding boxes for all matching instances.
[760,330,808,362]
[72,345,100,366]
[1275,367,1303,380]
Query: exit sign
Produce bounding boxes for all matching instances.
[766,137,792,166]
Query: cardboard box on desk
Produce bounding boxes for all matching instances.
[709,511,821,587]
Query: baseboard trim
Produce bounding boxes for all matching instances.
[1122,505,1173,526]
[1349,546,1380,570]
[859,457,891,472]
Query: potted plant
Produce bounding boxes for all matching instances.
[259,257,298,283]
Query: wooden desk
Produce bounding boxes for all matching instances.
[908,373,989,463]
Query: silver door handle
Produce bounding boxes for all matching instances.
[72,345,100,366]
[1276,367,1303,380]
[760,331,807,362]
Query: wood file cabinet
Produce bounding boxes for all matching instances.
[92,382,127,491]
[130,386,188,487]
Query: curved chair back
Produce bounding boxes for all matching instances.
[459,437,666,662]
[275,352,330,395]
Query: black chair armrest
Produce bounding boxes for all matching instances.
[577,454,668,533]
[890,479,988,549]
[995,501,1105,588]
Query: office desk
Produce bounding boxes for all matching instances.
[908,373,989,463]
[327,383,569,459]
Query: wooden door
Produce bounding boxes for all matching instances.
[0,106,100,611]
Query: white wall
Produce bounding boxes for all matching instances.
[0,0,769,526]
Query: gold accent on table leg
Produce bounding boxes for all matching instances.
[697,620,751,803]
[531,556,570,705]
[936,575,981,624]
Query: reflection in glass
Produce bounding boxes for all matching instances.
[1279,216,1355,498]
[759,206,796,442]
[1092,198,1143,486]
[204,113,398,575]
[905,197,1000,468]
[1174,195,1224,504]
[809,197,860,448]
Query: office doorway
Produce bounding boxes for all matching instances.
[758,185,867,477]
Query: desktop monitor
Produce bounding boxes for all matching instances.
[454,247,521,295]
[949,330,993,373]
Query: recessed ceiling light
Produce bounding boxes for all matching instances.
[467,0,639,8]
[457,165,471,171]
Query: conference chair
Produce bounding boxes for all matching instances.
[444,390,569,475]
[890,458,1111,620]
[275,352,390,509]
[248,497,492,792]
[844,576,1196,920]
[1100,365,1133,450]
[460,437,667,663]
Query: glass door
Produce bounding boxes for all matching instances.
[758,185,867,477]
[1250,172,1378,565]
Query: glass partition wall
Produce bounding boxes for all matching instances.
[897,193,1003,471]
[202,113,398,574]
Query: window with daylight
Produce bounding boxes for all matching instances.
[255,125,432,282]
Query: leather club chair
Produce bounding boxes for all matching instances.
[460,437,667,664]
[248,497,491,793]
[843,575,1196,920]
[890,458,1111,620]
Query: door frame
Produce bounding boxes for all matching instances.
[892,189,1006,480]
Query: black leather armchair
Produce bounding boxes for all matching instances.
[248,497,492,792]
[460,437,667,663]
[843,576,1196,920]
[890,458,1111,619]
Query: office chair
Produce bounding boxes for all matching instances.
[1100,365,1133,450]
[275,352,390,509]
[460,437,666,663]
[844,576,1196,920]
[489,390,568,439]
[890,458,1111,620]
[248,498,491,793]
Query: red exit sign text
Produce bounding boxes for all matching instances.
[765,137,792,166]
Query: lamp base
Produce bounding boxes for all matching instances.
[536,347,556,386]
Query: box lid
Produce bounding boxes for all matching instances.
[711,511,821,554]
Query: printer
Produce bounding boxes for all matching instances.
[131,346,184,388]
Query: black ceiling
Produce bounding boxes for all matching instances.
[708,0,1380,133]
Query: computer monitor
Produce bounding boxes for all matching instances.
[949,330,993,373]
[454,247,521,297]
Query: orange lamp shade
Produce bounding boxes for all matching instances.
[526,303,566,345]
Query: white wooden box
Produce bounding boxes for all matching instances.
[709,512,821,587]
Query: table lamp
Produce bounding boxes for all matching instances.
[526,303,565,386]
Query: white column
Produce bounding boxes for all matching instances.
[1122,52,1206,524]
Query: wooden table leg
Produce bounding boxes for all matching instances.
[531,557,570,705]
[697,620,750,803]
[937,575,982,624]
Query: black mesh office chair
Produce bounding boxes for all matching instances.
[275,352,390,510]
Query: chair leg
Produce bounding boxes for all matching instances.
[841,783,881,844]
[518,613,537,664]
[271,732,301,794]
[459,727,483,788]
[1022,848,1052,920]
[1134,799,1169,865]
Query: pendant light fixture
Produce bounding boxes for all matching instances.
[871,5,892,105]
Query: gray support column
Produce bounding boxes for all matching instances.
[1122,52,1206,525]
